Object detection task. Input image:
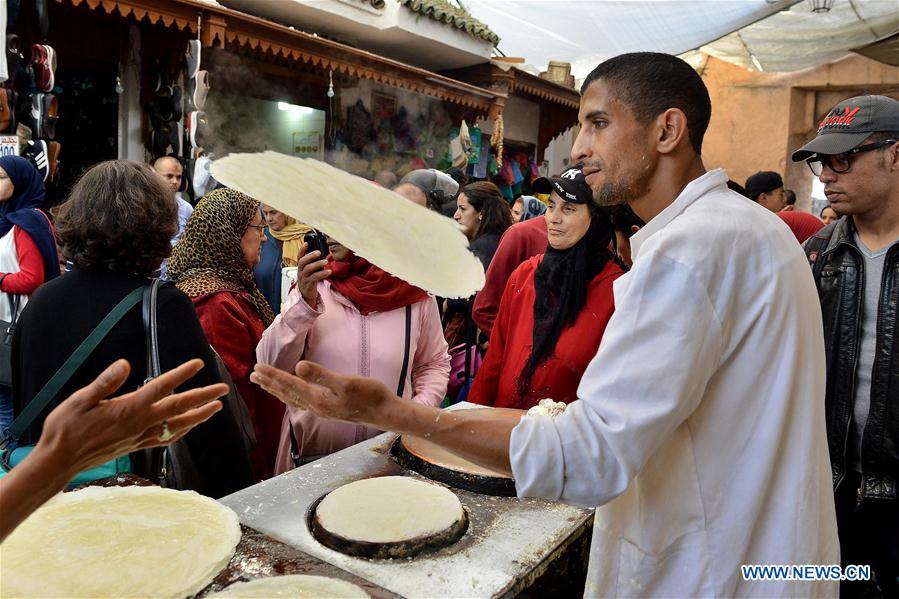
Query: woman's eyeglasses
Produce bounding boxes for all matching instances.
[247,223,267,233]
[806,139,897,176]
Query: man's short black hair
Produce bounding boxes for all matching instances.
[608,204,645,236]
[581,52,711,155]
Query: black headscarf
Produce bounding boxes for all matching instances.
[516,166,622,399]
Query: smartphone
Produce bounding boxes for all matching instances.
[304,230,330,258]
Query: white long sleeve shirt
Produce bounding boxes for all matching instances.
[510,169,839,597]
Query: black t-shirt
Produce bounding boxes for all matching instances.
[12,268,254,497]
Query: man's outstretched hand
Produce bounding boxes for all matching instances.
[252,360,518,477]
[251,361,393,428]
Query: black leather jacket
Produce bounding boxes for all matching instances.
[806,218,898,501]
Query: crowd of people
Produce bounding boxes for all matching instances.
[0,51,895,597]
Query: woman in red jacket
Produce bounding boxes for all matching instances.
[468,165,625,410]
[168,188,284,481]
[0,156,58,436]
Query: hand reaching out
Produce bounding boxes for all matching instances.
[39,358,227,477]
[0,358,227,543]
[251,361,391,426]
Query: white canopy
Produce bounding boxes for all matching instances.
[464,0,899,76]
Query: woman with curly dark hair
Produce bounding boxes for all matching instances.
[10,160,254,497]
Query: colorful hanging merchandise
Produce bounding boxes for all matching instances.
[495,155,515,202]
[374,99,393,155]
[346,99,375,154]
[472,129,489,179]
[415,114,440,163]
[392,106,417,153]
[8,42,61,183]
[490,114,504,167]
[468,127,482,164]
[511,152,531,197]
[449,120,471,169]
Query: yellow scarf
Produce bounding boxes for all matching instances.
[270,218,314,267]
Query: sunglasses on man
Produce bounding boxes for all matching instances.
[806,139,897,176]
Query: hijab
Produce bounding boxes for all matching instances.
[168,188,275,325]
[519,196,547,221]
[328,253,429,316]
[516,165,621,399]
[0,156,58,284]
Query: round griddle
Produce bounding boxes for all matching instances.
[307,484,469,560]
[390,435,516,497]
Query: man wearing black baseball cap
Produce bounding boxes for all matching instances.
[796,94,899,597]
[744,170,786,213]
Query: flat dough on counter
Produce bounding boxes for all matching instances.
[211,152,485,299]
[313,476,467,558]
[210,575,369,598]
[0,486,241,598]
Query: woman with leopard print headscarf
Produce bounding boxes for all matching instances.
[168,188,284,481]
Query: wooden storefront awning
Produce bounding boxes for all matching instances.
[442,62,580,162]
[60,0,502,113]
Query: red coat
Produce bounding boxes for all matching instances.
[472,216,548,336]
[469,255,623,410]
[192,291,285,480]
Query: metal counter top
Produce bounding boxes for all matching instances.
[220,431,593,598]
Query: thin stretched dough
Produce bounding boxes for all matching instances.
[210,575,369,598]
[211,152,485,298]
[315,476,464,544]
[0,486,241,598]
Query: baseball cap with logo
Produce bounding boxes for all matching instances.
[550,165,593,204]
[791,95,899,162]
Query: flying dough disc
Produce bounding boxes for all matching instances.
[211,152,485,298]
[210,575,369,598]
[0,486,241,598]
[311,476,467,559]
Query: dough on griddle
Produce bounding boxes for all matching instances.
[315,476,464,544]
[0,486,240,598]
[211,152,485,299]
[211,575,369,598]
[401,434,512,479]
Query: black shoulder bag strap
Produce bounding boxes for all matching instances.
[288,304,413,467]
[3,296,20,345]
[142,279,162,383]
[396,304,412,397]
[141,278,170,486]
[1,273,21,346]
[3,285,146,446]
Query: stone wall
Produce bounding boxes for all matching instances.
[700,53,899,211]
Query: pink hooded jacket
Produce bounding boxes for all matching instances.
[256,280,450,474]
